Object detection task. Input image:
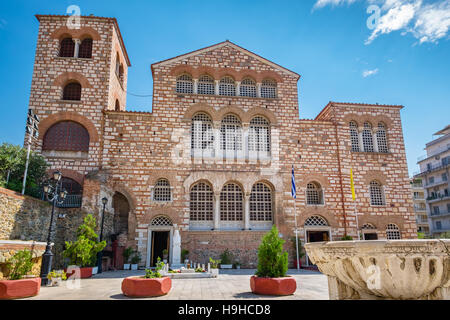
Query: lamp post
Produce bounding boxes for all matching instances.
[22,109,40,195]
[40,171,67,286]
[97,197,108,274]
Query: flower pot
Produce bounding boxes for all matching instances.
[49,277,62,287]
[210,268,219,278]
[64,267,93,279]
[123,264,131,270]
[0,278,41,300]
[121,276,172,298]
[220,264,233,269]
[131,264,138,271]
[236,265,241,270]
[250,276,297,296]
[92,266,98,275]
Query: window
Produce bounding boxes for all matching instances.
[369,180,385,206]
[191,113,214,150]
[349,121,360,152]
[151,216,173,226]
[249,117,270,152]
[250,183,273,221]
[63,82,82,101]
[153,179,171,202]
[42,121,90,152]
[447,203,450,213]
[386,223,401,239]
[429,176,435,184]
[219,76,236,96]
[260,79,277,98]
[306,182,324,205]
[190,182,213,221]
[78,38,93,59]
[376,122,388,153]
[115,100,120,111]
[220,183,243,221]
[433,206,440,215]
[220,115,242,151]
[61,177,83,195]
[197,75,215,95]
[118,64,124,85]
[442,173,448,181]
[176,74,193,94]
[362,122,374,152]
[240,78,257,97]
[304,215,328,226]
[59,38,75,57]
[436,221,442,230]
[362,223,376,230]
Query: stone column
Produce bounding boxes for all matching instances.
[74,39,81,58]
[244,192,251,230]
[214,192,221,230]
[358,129,364,152]
[236,81,241,96]
[256,83,262,98]
[215,80,220,96]
[172,229,181,265]
[373,131,379,153]
[193,79,198,94]
[213,121,221,159]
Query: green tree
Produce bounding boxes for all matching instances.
[256,226,288,278]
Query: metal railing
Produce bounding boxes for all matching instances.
[57,194,82,208]
[417,145,450,162]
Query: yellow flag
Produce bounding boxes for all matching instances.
[350,168,356,201]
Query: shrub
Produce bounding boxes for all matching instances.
[209,257,221,269]
[341,235,353,241]
[6,249,34,280]
[47,270,67,281]
[131,251,141,264]
[122,247,134,264]
[220,249,233,265]
[145,258,165,278]
[256,226,288,278]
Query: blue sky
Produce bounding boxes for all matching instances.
[0,0,448,176]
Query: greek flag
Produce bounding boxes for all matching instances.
[291,165,296,199]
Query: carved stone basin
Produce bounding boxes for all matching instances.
[305,240,450,300]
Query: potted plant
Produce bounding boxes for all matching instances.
[209,257,220,278]
[181,249,189,264]
[220,249,233,269]
[250,226,297,296]
[122,247,133,270]
[121,258,172,298]
[63,214,106,279]
[162,249,169,263]
[0,249,41,299]
[234,261,241,270]
[130,251,141,271]
[47,270,67,287]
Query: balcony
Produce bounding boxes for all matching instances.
[414,161,450,177]
[417,145,450,162]
[430,210,450,218]
[414,206,426,212]
[425,178,448,189]
[411,183,424,189]
[427,194,450,203]
[56,194,82,208]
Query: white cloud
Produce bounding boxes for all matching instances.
[313,0,450,44]
[362,68,379,77]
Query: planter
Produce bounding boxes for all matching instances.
[0,278,41,300]
[131,264,138,271]
[304,239,450,300]
[235,265,241,270]
[210,268,219,278]
[250,276,297,296]
[122,276,172,298]
[64,267,93,279]
[49,278,62,287]
[123,264,130,270]
[220,264,233,269]
[92,266,98,275]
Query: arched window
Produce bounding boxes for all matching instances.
[115,100,120,111]
[115,53,120,76]
[240,78,257,97]
[151,215,173,226]
[220,183,243,221]
[249,116,270,152]
[190,182,213,221]
[78,38,93,59]
[191,113,214,151]
[362,223,376,230]
[261,79,277,98]
[386,223,401,239]
[220,114,242,151]
[304,215,328,226]
[362,122,374,152]
[369,180,385,206]
[43,121,90,152]
[219,76,236,96]
[59,38,75,57]
[63,82,82,101]
[176,74,193,94]
[250,183,273,221]
[118,64,124,85]
[61,177,83,195]
[153,179,171,202]
[349,121,360,152]
[197,75,215,95]
[376,122,388,153]
[306,182,324,205]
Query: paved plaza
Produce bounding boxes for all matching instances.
[27,269,329,300]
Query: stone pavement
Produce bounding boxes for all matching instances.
[27,269,329,300]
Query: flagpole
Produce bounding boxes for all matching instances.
[292,165,300,270]
[350,168,360,240]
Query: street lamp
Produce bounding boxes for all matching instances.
[97,197,108,274]
[40,171,67,286]
[22,109,40,195]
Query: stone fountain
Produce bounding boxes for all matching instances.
[305,239,450,300]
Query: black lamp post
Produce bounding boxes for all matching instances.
[97,197,108,274]
[40,171,67,286]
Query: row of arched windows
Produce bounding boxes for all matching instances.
[191,113,271,154]
[349,121,389,153]
[176,74,277,99]
[59,37,93,59]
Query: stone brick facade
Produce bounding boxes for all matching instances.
[23,14,416,268]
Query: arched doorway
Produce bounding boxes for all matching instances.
[304,215,332,266]
[146,216,174,268]
[113,192,130,238]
